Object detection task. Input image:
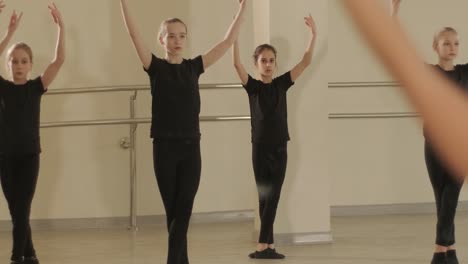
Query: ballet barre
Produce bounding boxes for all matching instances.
[329,112,419,119]
[328,81,399,88]
[41,84,250,231]
[45,83,243,95]
[328,81,419,119]
[40,116,251,128]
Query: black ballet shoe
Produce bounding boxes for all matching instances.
[23,256,39,264]
[431,252,447,264]
[270,248,286,259]
[254,248,286,259]
[248,251,256,259]
[446,250,459,264]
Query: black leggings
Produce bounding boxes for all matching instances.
[153,139,201,264]
[424,141,463,246]
[252,142,287,245]
[0,154,39,260]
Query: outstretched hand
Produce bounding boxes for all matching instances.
[48,3,63,27]
[8,10,23,35]
[304,14,317,36]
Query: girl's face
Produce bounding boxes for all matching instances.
[255,49,276,78]
[434,32,459,61]
[160,22,187,57]
[8,48,32,83]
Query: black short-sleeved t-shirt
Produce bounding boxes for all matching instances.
[243,71,295,144]
[433,64,468,90]
[145,54,205,139]
[423,64,468,138]
[0,76,46,154]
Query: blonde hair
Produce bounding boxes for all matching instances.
[433,27,458,49]
[158,18,187,39]
[6,42,33,63]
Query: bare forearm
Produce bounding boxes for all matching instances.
[232,39,248,84]
[0,31,13,56]
[233,40,241,66]
[223,4,246,46]
[120,0,151,67]
[290,28,316,81]
[302,34,316,66]
[203,2,247,69]
[53,26,65,65]
[121,0,138,39]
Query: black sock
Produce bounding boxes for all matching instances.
[446,250,458,264]
[10,256,24,264]
[431,252,447,264]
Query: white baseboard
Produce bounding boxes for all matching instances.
[0,210,254,231]
[331,201,468,216]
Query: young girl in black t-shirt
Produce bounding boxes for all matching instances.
[232,14,317,259]
[391,2,463,263]
[120,1,246,263]
[424,27,464,264]
[0,2,65,264]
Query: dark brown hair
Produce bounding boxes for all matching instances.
[253,44,277,64]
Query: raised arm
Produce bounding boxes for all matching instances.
[0,4,22,57]
[232,39,248,85]
[120,0,152,69]
[343,0,468,180]
[41,3,65,90]
[290,14,317,82]
[202,0,246,70]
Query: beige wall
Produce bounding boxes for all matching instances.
[329,0,468,206]
[271,0,330,235]
[0,0,327,232]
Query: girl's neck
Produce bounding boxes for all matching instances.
[438,59,455,71]
[257,74,273,84]
[165,53,183,64]
[12,78,28,85]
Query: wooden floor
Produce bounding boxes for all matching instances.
[0,212,467,263]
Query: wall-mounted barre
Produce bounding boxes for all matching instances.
[40,116,251,128]
[45,83,243,95]
[328,81,399,88]
[329,112,419,119]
